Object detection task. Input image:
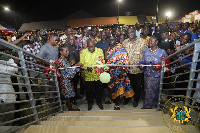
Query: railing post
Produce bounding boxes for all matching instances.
[157,60,165,110]
[186,43,200,102]
[18,50,40,124]
[53,69,63,112]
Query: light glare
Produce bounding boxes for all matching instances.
[165,12,172,17]
[4,7,10,11]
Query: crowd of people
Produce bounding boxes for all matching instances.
[1,21,200,114]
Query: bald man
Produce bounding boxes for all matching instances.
[122,27,147,107]
[80,38,105,111]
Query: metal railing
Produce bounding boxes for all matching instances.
[0,39,62,133]
[1,37,200,132]
[157,39,200,111]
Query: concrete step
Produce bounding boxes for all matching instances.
[57,109,161,116]
[47,114,164,121]
[62,109,157,113]
[41,119,165,127]
[23,125,199,133]
[56,111,161,116]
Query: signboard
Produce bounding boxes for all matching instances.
[190,10,199,16]
[182,18,191,23]
[194,14,200,20]
[185,14,192,19]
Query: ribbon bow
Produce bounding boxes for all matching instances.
[44,61,60,81]
[155,56,171,71]
[95,56,108,73]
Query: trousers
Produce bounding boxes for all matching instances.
[128,73,144,102]
[85,80,103,105]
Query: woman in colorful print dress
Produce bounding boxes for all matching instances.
[58,45,83,111]
[104,35,134,110]
[138,35,168,109]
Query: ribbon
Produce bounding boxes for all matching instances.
[155,56,171,71]
[58,64,161,69]
[44,61,60,81]
[95,56,107,73]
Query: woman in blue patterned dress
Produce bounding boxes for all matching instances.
[138,35,168,109]
[58,45,83,111]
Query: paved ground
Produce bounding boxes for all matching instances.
[71,87,145,111]
[73,97,144,111]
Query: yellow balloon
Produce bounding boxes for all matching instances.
[100,72,111,83]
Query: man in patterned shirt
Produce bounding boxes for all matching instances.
[23,35,47,105]
[74,27,90,51]
[90,26,101,44]
[23,35,41,71]
[60,26,73,45]
[122,26,147,107]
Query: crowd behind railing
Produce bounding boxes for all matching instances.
[0,21,200,131]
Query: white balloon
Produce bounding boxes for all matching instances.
[100,72,110,83]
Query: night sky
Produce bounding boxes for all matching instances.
[0,0,200,30]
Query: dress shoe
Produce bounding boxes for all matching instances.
[88,104,92,111]
[105,100,112,104]
[133,101,138,107]
[123,98,131,105]
[114,105,120,110]
[97,103,104,110]
[69,108,80,111]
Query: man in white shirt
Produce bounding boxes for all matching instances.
[135,23,141,37]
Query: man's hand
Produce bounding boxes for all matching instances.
[139,64,144,69]
[75,62,84,67]
[87,67,93,72]
[151,65,156,70]
[21,32,31,41]
[11,32,31,45]
[70,60,75,66]
[36,59,45,67]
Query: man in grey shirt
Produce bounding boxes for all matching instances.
[37,33,59,102]
[37,33,59,62]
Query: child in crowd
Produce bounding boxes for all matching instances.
[57,45,83,111]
